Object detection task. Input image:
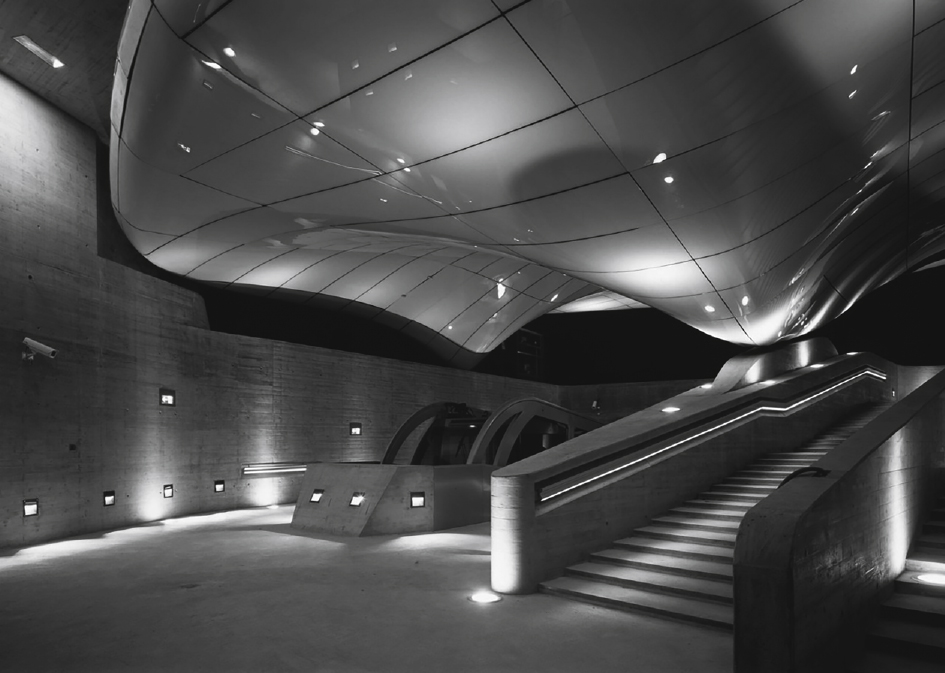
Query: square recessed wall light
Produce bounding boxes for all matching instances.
[159,388,176,406]
[163,484,174,498]
[213,480,225,493]
[103,491,116,507]
[349,422,362,436]
[310,489,324,503]
[410,492,425,508]
[23,498,39,517]
[349,492,365,507]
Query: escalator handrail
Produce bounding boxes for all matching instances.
[466,397,602,466]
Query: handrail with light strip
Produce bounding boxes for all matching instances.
[242,463,308,475]
[537,367,886,503]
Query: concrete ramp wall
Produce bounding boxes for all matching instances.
[291,463,493,536]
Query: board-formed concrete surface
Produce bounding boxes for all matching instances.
[0,506,731,673]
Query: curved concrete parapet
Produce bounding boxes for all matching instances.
[733,365,945,673]
[490,351,893,594]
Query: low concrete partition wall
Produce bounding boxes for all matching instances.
[733,365,945,673]
[292,463,493,536]
[491,355,892,594]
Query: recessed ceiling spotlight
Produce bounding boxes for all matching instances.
[313,121,325,128]
[662,406,680,413]
[223,47,236,57]
[447,325,453,330]
[202,60,222,70]
[704,305,715,313]
[848,90,857,99]
[741,295,749,306]
[700,383,713,389]
[379,198,388,203]
[13,36,64,68]
[388,43,397,52]
[396,158,406,164]
[177,143,191,153]
[664,176,674,184]
[366,89,374,96]
[653,152,667,164]
[202,80,214,90]
[550,294,558,302]
[872,110,891,120]
[310,127,320,136]
[403,167,411,172]
[850,64,857,75]
[352,60,359,69]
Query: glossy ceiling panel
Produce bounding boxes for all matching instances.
[912,84,945,139]
[122,11,296,176]
[271,175,447,226]
[306,19,573,166]
[349,215,498,247]
[116,0,151,76]
[913,21,945,96]
[108,0,945,361]
[117,141,257,237]
[185,121,378,204]
[236,249,342,289]
[507,0,800,103]
[186,244,290,283]
[512,225,690,275]
[391,108,625,212]
[581,13,911,174]
[322,253,435,301]
[915,0,945,33]
[581,262,716,300]
[355,258,451,308]
[455,175,664,245]
[186,0,499,115]
[152,0,229,36]
[552,291,646,314]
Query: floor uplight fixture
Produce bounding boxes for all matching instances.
[468,591,501,603]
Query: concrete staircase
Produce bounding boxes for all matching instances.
[540,408,883,630]
[851,496,945,672]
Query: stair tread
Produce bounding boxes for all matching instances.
[884,593,945,618]
[686,499,755,510]
[637,525,736,545]
[870,619,945,650]
[540,576,733,628]
[567,562,732,600]
[614,537,734,561]
[671,506,746,519]
[653,515,740,530]
[590,548,733,579]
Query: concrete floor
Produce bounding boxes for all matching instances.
[0,507,732,672]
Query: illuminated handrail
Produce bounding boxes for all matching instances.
[466,398,602,467]
[536,365,887,505]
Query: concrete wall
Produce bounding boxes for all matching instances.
[733,365,945,673]
[0,72,562,548]
[559,379,707,423]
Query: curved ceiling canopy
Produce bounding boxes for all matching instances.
[110,0,945,365]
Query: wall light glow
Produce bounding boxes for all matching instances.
[701,383,713,389]
[917,574,945,586]
[661,406,680,413]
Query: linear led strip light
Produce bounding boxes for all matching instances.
[242,463,307,475]
[13,36,64,68]
[540,368,887,503]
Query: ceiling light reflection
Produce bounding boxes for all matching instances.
[704,305,715,313]
[310,128,320,136]
[653,153,667,164]
[850,64,857,75]
[848,90,857,99]
[223,47,236,57]
[664,176,674,184]
[202,60,221,70]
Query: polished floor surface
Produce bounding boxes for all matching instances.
[0,507,731,672]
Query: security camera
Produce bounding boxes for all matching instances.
[22,337,58,360]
